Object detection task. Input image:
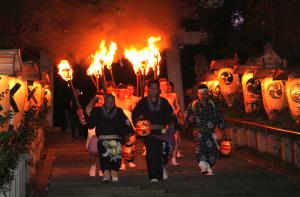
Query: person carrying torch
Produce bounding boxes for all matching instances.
[57,60,87,138]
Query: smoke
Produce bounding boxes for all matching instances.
[32,0,182,65]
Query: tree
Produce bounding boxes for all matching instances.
[0,0,118,59]
[189,0,300,65]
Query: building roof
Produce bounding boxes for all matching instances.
[0,49,23,75]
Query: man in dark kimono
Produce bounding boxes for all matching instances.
[185,84,225,176]
[132,79,175,183]
[88,94,134,182]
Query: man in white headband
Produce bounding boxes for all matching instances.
[185,84,225,176]
[198,84,209,97]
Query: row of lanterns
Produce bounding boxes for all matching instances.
[202,65,300,123]
[0,50,52,132]
[0,76,51,131]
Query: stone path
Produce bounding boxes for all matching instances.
[43,130,300,197]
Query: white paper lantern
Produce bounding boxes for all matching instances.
[241,72,262,113]
[0,75,10,132]
[286,74,300,123]
[8,77,27,130]
[261,77,287,120]
[217,68,241,107]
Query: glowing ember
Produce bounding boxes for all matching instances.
[124,36,161,75]
[87,40,117,76]
[58,59,73,81]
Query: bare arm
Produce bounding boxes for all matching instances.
[85,96,98,116]
[173,94,181,115]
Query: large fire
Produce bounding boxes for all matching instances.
[124,36,161,75]
[58,59,73,81]
[87,40,117,76]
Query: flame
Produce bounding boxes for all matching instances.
[87,41,106,77]
[106,42,117,70]
[87,40,117,76]
[58,60,73,81]
[124,36,161,75]
[124,47,143,74]
[147,36,161,75]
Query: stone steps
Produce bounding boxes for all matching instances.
[44,133,300,197]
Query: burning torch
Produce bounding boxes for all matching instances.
[58,60,86,125]
[136,70,141,97]
[87,59,101,92]
[140,60,148,98]
[124,47,143,97]
[124,36,161,97]
[148,36,161,80]
[88,41,117,93]
[105,42,117,86]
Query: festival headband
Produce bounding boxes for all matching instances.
[198,88,208,93]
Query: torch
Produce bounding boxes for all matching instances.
[124,36,161,97]
[140,60,148,98]
[58,60,86,125]
[87,50,106,93]
[154,53,160,80]
[98,59,106,92]
[90,76,98,91]
[154,65,158,80]
[108,68,115,86]
[148,36,161,80]
[134,68,143,97]
[87,63,100,92]
[136,70,141,97]
[88,40,118,94]
[105,42,117,86]
[124,47,143,97]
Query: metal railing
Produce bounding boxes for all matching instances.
[225,117,300,136]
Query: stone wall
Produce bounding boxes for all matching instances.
[225,125,300,167]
